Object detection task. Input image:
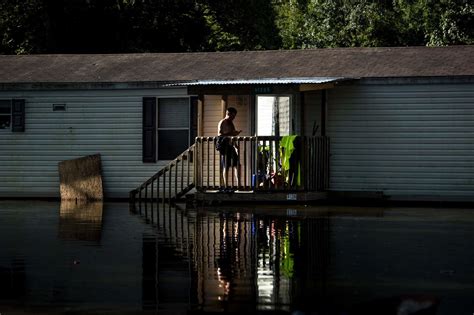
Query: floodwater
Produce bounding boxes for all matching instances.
[1,201,474,314]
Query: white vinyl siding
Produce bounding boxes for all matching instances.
[0,87,188,198]
[327,82,474,201]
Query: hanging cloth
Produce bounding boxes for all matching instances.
[280,135,301,186]
[280,135,297,172]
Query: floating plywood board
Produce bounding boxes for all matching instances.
[58,154,103,201]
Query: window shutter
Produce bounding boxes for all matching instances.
[189,96,198,144]
[11,99,25,132]
[142,97,157,163]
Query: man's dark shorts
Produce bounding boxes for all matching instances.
[220,147,239,169]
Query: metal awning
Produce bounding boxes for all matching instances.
[165,77,354,86]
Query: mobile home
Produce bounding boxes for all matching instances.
[1,46,473,201]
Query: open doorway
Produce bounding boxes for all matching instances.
[256,95,291,136]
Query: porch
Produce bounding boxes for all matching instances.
[132,79,338,204]
[196,135,329,188]
[130,135,330,204]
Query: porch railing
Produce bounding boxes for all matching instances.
[130,144,195,203]
[194,136,329,192]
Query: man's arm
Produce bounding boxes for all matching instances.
[231,129,242,136]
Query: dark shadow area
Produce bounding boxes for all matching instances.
[0,258,26,303]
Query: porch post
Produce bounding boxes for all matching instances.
[321,90,327,136]
[221,95,228,118]
[250,94,256,136]
[197,94,204,136]
[298,91,305,135]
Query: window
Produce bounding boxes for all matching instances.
[157,98,190,160]
[0,100,11,130]
[142,96,197,163]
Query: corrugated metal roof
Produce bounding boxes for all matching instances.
[166,77,351,86]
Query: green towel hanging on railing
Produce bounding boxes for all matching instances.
[280,135,301,186]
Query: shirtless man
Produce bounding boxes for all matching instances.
[217,107,242,188]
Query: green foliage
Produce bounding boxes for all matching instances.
[200,3,242,51]
[0,0,472,54]
[273,0,307,49]
[199,0,281,51]
[274,0,402,48]
[273,0,474,48]
[0,0,48,54]
[121,0,210,52]
[0,0,282,53]
[395,0,474,46]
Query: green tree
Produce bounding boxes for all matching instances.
[273,0,308,49]
[0,0,48,54]
[0,0,281,54]
[395,0,474,46]
[273,0,474,48]
[2,0,472,54]
[274,0,403,48]
[120,0,209,52]
[0,0,212,53]
[200,0,281,51]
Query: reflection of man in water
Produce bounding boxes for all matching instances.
[217,107,242,188]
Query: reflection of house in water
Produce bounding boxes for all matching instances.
[193,212,257,312]
[58,202,104,242]
[135,203,332,312]
[0,258,26,302]
[140,203,195,310]
[292,217,331,310]
[136,203,444,314]
[253,215,331,312]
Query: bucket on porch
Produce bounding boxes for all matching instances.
[251,173,266,188]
